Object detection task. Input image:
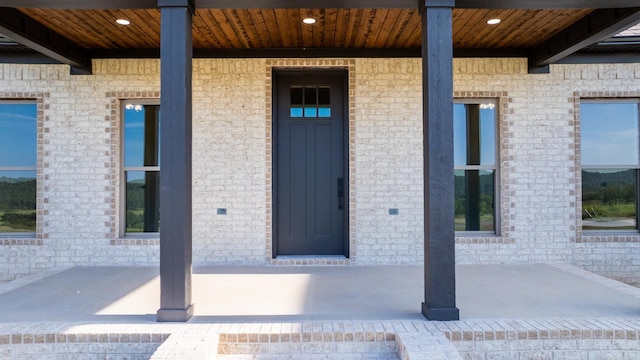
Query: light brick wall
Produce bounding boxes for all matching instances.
[191,59,267,265]
[0,59,271,280]
[0,61,162,281]
[353,59,424,264]
[0,58,639,286]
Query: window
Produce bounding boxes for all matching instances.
[0,101,37,234]
[581,100,639,231]
[122,101,160,235]
[454,100,498,233]
[290,86,331,118]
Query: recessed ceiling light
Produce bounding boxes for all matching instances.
[116,19,131,26]
[487,18,501,25]
[302,18,317,25]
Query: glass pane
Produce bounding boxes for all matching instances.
[480,105,496,166]
[582,169,637,230]
[290,87,303,106]
[454,103,496,166]
[125,171,160,233]
[0,103,37,167]
[318,107,331,118]
[290,107,303,118]
[0,170,36,232]
[124,104,160,167]
[454,104,467,167]
[318,87,331,106]
[454,169,495,232]
[318,87,331,117]
[581,102,639,166]
[304,107,317,118]
[304,87,317,106]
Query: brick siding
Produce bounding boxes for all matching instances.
[0,59,639,286]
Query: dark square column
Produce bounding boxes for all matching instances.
[156,0,195,322]
[420,0,460,321]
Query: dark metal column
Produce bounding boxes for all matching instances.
[156,0,194,322]
[420,0,460,321]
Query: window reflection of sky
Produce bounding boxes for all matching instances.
[453,104,496,166]
[581,102,639,166]
[124,106,160,169]
[0,104,37,168]
[124,108,146,168]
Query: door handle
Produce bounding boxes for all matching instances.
[337,178,344,210]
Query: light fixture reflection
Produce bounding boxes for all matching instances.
[125,104,144,112]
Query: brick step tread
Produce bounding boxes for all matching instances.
[216,353,399,360]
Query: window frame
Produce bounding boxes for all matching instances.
[580,98,640,234]
[453,98,500,236]
[0,100,38,238]
[120,99,161,238]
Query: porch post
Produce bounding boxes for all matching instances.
[156,0,194,322]
[420,0,460,321]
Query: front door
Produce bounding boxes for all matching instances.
[274,71,347,256]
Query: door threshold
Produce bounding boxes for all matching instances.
[270,255,351,266]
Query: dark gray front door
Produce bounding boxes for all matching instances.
[275,71,347,256]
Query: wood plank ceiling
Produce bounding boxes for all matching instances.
[18,8,593,50]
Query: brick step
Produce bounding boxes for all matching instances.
[218,341,398,356]
[216,354,399,360]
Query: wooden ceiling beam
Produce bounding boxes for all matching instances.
[1,46,626,63]
[8,0,640,9]
[0,8,92,74]
[529,7,640,72]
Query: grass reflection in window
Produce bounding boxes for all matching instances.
[582,169,636,230]
[0,174,36,232]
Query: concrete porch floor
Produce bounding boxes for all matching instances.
[2,264,640,359]
[0,263,639,323]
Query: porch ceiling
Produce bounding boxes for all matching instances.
[1,3,640,74]
[16,8,593,50]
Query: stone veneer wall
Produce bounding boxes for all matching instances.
[0,59,639,286]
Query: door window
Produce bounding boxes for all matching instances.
[290,86,331,118]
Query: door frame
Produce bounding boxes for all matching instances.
[272,68,350,258]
